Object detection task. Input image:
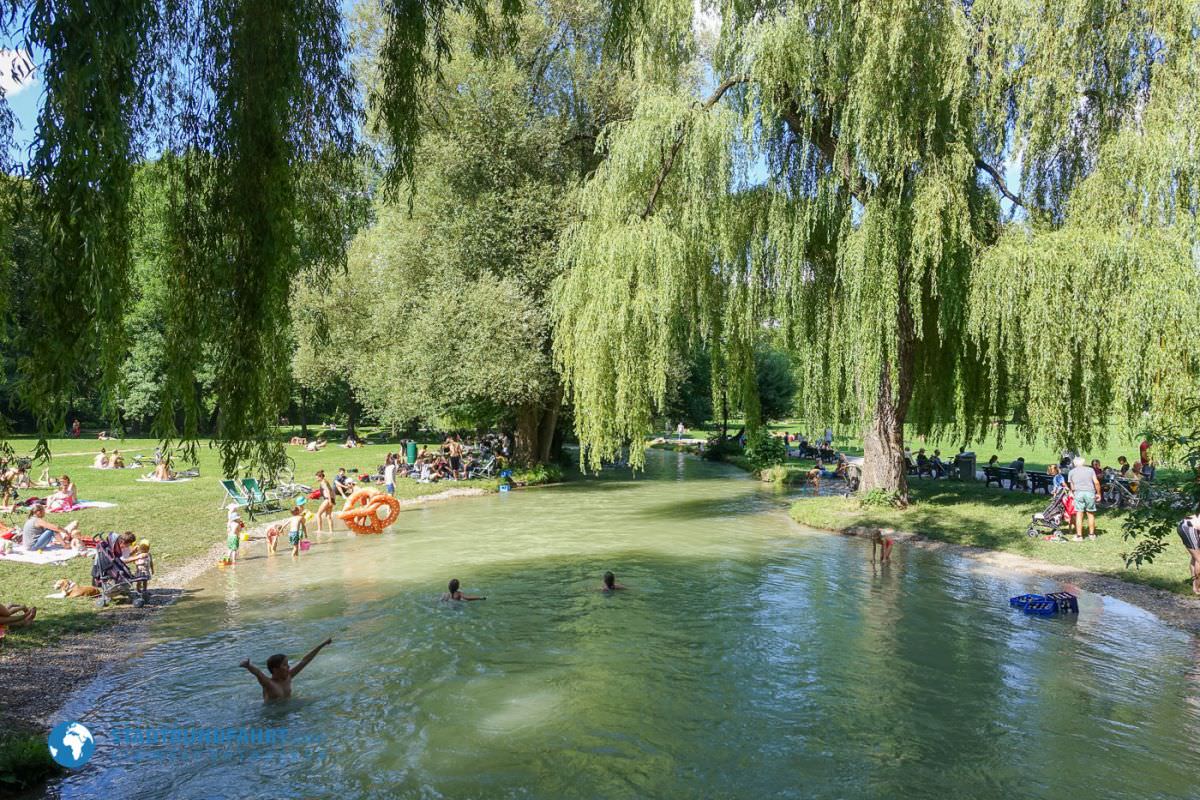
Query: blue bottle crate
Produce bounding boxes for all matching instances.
[1023,600,1058,616]
[1009,593,1044,610]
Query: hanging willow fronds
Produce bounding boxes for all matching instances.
[553,0,1200,492]
[22,0,156,440]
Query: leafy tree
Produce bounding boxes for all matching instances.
[755,348,796,425]
[551,1,1200,503]
[341,0,630,463]
[1121,411,1200,574]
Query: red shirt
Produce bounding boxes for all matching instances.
[1139,440,1150,464]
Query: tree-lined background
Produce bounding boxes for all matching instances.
[0,0,1195,496]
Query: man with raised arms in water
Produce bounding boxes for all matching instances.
[441,578,485,601]
[239,637,333,701]
[599,571,627,592]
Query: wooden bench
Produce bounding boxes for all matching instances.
[1028,471,1054,494]
[983,466,1020,489]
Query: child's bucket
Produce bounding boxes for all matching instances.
[300,540,311,551]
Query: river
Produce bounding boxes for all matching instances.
[50,450,1200,799]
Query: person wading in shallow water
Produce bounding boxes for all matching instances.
[441,578,485,601]
[239,638,333,701]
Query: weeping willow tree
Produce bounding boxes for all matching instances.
[552,0,1200,500]
[0,0,360,474]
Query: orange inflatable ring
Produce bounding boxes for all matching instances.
[335,487,401,534]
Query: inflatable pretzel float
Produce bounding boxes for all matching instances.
[335,487,401,534]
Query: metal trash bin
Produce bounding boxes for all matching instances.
[955,451,976,481]
[406,441,418,465]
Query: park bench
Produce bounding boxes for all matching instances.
[1028,471,1054,494]
[983,466,1020,489]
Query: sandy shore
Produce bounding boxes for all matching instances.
[0,485,491,734]
[822,523,1200,635]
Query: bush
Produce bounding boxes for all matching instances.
[859,488,903,508]
[744,429,787,471]
[0,731,59,792]
[702,436,742,462]
[761,465,790,484]
[511,463,563,487]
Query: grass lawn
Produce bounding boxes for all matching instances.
[663,418,1159,473]
[0,435,532,651]
[788,477,1195,595]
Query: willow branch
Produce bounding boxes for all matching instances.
[641,75,749,220]
[974,156,1023,207]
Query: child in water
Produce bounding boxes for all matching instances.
[600,571,627,591]
[871,530,893,564]
[225,507,244,565]
[287,505,307,557]
[441,578,485,601]
[239,637,333,701]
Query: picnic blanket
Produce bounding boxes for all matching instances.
[46,500,117,512]
[135,477,194,484]
[0,547,88,565]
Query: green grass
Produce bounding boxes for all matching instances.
[789,478,1195,595]
[0,730,58,792]
[658,418,1159,474]
[0,435,540,651]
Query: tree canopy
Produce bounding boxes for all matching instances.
[551,0,1200,497]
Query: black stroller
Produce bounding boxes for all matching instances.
[91,533,149,608]
[1026,487,1071,539]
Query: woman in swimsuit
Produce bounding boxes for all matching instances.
[315,470,334,534]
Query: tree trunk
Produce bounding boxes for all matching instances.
[299,388,309,438]
[860,366,909,501]
[860,299,916,503]
[345,384,358,438]
[515,388,563,465]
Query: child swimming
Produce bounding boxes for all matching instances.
[239,637,333,701]
[441,578,485,601]
[600,571,627,591]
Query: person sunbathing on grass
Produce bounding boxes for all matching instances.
[239,637,333,701]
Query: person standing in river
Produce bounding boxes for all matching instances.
[315,470,335,534]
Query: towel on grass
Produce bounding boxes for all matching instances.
[135,477,194,484]
[0,547,87,565]
[46,500,117,512]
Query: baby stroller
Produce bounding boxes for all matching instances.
[1026,487,1072,539]
[91,533,148,608]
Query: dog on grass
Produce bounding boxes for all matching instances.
[53,579,100,598]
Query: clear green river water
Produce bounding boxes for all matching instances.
[51,450,1200,799]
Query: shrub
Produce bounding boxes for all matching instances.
[0,731,59,792]
[702,436,742,462]
[761,465,790,484]
[744,428,787,471]
[859,488,903,508]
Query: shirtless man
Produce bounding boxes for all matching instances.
[441,578,485,601]
[239,637,333,701]
[447,436,465,480]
